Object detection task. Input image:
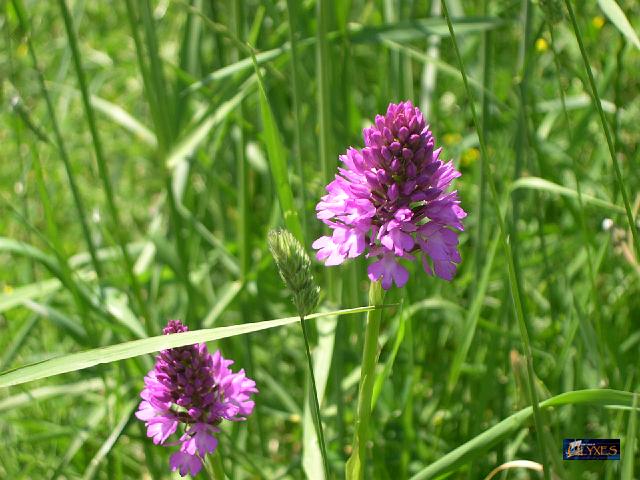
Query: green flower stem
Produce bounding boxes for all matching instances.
[210,450,226,480]
[299,316,330,478]
[346,280,386,480]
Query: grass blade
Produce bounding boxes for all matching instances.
[202,281,244,328]
[622,392,638,479]
[410,389,636,479]
[165,84,253,170]
[89,95,157,147]
[57,0,149,324]
[81,400,137,480]
[0,378,104,413]
[48,83,157,146]
[440,1,551,477]
[510,177,625,213]
[285,0,308,239]
[11,0,103,284]
[597,0,640,50]
[564,0,640,259]
[0,305,391,388]
[0,279,61,313]
[447,232,499,392]
[251,52,304,242]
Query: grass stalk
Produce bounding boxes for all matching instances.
[316,0,332,186]
[547,22,608,379]
[233,0,268,459]
[139,0,173,145]
[57,0,150,324]
[31,153,94,330]
[440,2,551,478]
[622,392,638,479]
[127,0,197,324]
[232,0,249,281]
[563,0,640,259]
[123,0,164,151]
[12,0,103,285]
[510,0,533,291]
[285,0,308,240]
[476,0,492,286]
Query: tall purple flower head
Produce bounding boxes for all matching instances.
[313,101,466,289]
[136,320,258,477]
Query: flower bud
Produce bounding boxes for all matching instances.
[268,229,320,317]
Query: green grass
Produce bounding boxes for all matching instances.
[2,0,640,479]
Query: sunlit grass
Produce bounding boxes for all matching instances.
[1,0,640,478]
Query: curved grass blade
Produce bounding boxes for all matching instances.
[90,95,157,147]
[188,17,504,95]
[103,288,148,339]
[166,82,253,170]
[482,460,543,480]
[510,177,625,213]
[597,0,640,50]
[47,83,157,147]
[0,238,114,327]
[0,237,65,278]
[0,378,104,413]
[203,280,244,328]
[0,315,39,372]
[0,279,61,313]
[0,305,390,389]
[23,301,87,342]
[410,389,636,479]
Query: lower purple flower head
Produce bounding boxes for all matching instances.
[313,101,466,289]
[136,320,258,477]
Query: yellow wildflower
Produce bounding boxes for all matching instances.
[592,16,605,29]
[535,38,549,53]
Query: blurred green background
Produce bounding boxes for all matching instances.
[1,0,639,478]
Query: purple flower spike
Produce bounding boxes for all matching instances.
[137,320,258,477]
[313,100,466,289]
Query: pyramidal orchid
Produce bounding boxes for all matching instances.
[313,100,466,289]
[319,102,466,480]
[136,320,257,477]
